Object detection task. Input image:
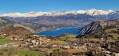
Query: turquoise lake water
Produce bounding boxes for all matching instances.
[36,26,84,36]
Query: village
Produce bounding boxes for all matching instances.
[0,32,118,56]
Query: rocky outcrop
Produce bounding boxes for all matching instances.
[0,17,15,32]
[0,17,35,33]
[0,17,15,26]
[13,24,35,33]
[77,19,119,34]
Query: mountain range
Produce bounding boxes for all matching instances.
[0,9,114,17]
[1,9,119,32]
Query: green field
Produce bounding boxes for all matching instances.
[48,48,60,51]
[56,41,68,45]
[0,51,3,54]
[0,39,12,45]
[0,50,43,56]
[17,50,42,55]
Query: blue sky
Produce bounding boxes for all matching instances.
[0,0,119,14]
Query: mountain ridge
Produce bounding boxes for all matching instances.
[0,17,36,33]
[1,9,119,33]
[0,9,114,17]
[77,19,119,34]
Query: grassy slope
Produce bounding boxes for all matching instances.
[16,50,42,55]
[0,39,12,45]
[0,49,43,56]
[105,28,119,40]
[78,26,119,43]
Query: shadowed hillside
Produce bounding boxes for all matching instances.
[77,19,119,33]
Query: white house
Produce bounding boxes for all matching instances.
[115,53,119,56]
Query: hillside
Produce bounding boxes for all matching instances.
[0,17,16,32]
[0,17,33,37]
[77,26,119,53]
[0,17,36,33]
[0,27,32,38]
[0,17,15,27]
[76,19,119,53]
[77,19,119,33]
[77,26,118,39]
[19,22,58,32]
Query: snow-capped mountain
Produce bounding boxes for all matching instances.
[85,9,114,16]
[1,8,119,31]
[0,9,115,17]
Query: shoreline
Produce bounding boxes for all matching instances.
[35,26,84,36]
[36,26,83,33]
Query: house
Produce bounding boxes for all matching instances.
[101,38,104,40]
[31,40,36,44]
[115,53,119,56]
[103,51,111,56]
[33,35,39,37]
[52,45,57,48]
[63,45,70,49]
[0,43,18,48]
[46,39,50,42]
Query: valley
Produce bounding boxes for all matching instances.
[0,9,119,56]
[0,16,118,56]
[1,0,119,56]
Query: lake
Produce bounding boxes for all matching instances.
[36,26,84,36]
